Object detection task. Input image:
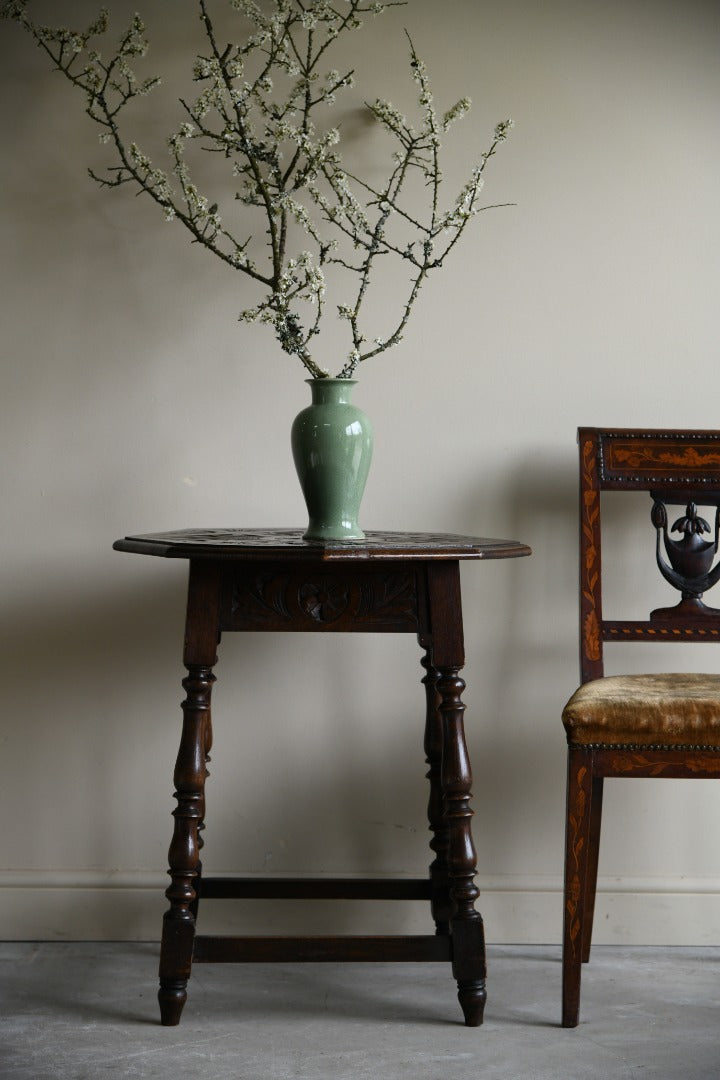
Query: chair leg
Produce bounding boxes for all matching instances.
[581,776,604,963]
[562,746,593,1028]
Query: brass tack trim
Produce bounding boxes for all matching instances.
[569,742,720,752]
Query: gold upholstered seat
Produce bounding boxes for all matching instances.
[563,673,720,747]
[561,429,720,1028]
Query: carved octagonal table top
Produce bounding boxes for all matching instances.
[113,527,531,562]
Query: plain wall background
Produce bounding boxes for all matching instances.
[2,0,720,943]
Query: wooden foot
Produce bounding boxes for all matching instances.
[458,980,487,1027]
[158,979,187,1026]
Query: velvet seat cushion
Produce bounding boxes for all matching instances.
[562,673,720,746]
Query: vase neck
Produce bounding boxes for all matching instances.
[307,378,357,406]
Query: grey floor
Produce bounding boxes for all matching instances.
[1,943,719,1079]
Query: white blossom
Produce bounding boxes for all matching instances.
[494,118,514,141]
[442,97,471,131]
[2,0,512,380]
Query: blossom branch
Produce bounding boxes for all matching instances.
[2,0,512,380]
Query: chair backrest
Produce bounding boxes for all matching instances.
[578,428,720,683]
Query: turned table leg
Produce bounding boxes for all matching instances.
[158,561,222,1026]
[426,561,486,1027]
[420,639,452,936]
[189,705,213,924]
[437,665,487,1027]
[158,664,216,1025]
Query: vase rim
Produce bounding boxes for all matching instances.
[306,376,357,385]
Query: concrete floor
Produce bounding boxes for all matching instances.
[1,943,719,1079]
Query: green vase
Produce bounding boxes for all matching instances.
[291,378,373,542]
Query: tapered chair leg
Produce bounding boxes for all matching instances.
[562,747,593,1027]
[581,776,603,963]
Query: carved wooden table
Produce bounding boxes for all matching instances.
[113,528,530,1027]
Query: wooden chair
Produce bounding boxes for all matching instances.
[562,428,720,1027]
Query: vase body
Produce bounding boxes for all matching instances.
[291,378,373,542]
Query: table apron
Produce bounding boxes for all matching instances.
[218,561,430,634]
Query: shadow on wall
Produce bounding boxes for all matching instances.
[1,573,187,862]
[3,561,452,935]
[454,450,578,878]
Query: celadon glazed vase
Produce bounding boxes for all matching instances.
[291,378,373,542]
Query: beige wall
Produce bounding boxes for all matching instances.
[2,0,720,943]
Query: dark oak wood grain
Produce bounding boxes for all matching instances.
[192,934,452,964]
[115,528,530,1028]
